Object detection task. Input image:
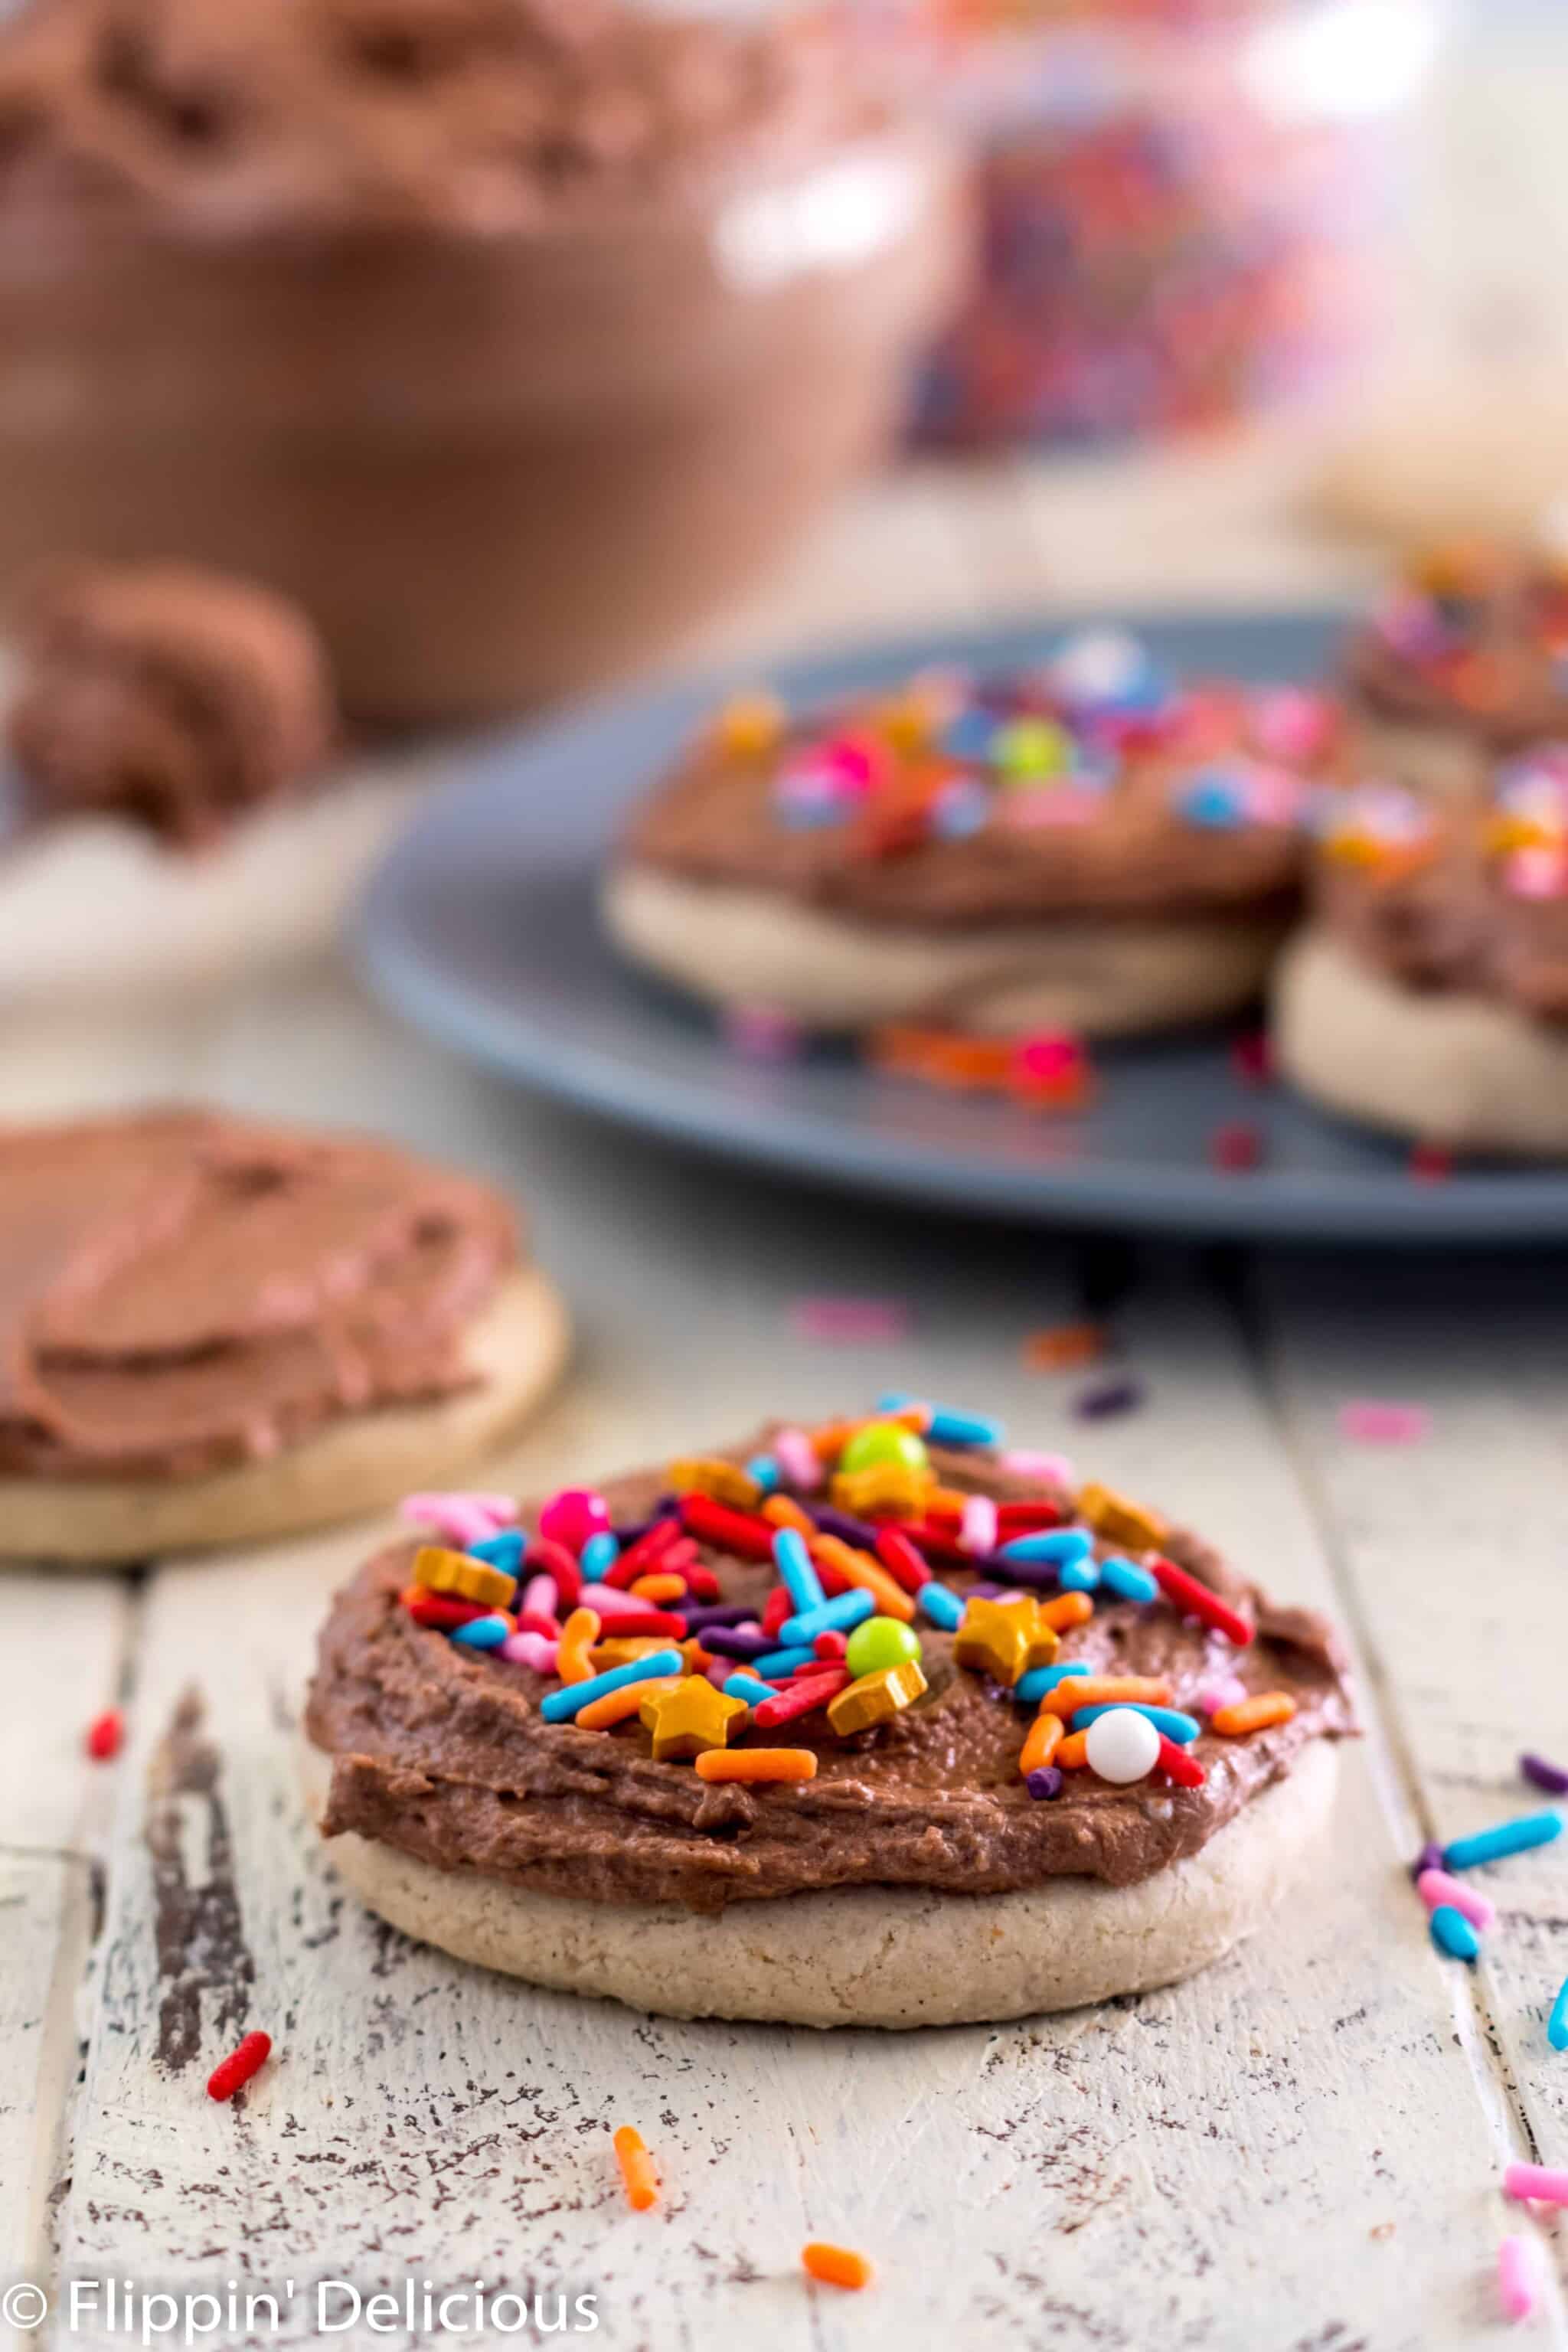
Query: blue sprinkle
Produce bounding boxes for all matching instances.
[773,1526,825,1617]
[877,1393,1004,1449]
[1443,1813,1563,1872]
[1016,1661,1092,1706]
[931,779,991,840]
[998,1527,1093,1566]
[746,1454,781,1494]
[1099,1555,1158,1604]
[775,793,849,831]
[755,1645,815,1678]
[1073,1702,1200,1744]
[919,1582,964,1632]
[1059,1555,1101,1592]
[1429,1905,1480,1962]
[468,1530,524,1573]
[724,1674,779,1709]
[942,707,1001,760]
[451,1613,511,1650]
[579,1530,619,1578]
[780,1589,874,1646]
[1174,768,1246,828]
[1550,1976,1568,2053]
[539,1649,684,1723]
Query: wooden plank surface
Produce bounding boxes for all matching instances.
[4,970,1557,2350]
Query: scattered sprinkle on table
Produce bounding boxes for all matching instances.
[1497,2236,1540,2321]
[802,2244,874,2292]
[1229,1030,1273,1087]
[1505,2163,1568,2209]
[613,2126,659,2211]
[788,1296,911,1344]
[207,2031,272,2102]
[1073,1377,1143,1421]
[1521,1750,1568,1796]
[1209,1121,1265,1171]
[1548,1977,1568,2053]
[84,1707,123,1761]
[1407,1142,1454,1184]
[1337,1399,1429,1446]
[723,1004,806,1062]
[1022,1321,1106,1372]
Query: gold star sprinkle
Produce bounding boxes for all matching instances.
[639,1676,749,1762]
[953,1596,1060,1687]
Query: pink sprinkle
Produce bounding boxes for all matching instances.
[1498,2236,1540,2322]
[1338,1400,1429,1446]
[773,1427,823,1490]
[501,1632,557,1673]
[960,1495,998,1557]
[1505,2164,1568,2207]
[577,1583,668,1617]
[400,1491,514,1547]
[999,1449,1076,1491]
[1013,1031,1084,1083]
[521,1574,557,1619]
[789,1296,911,1344]
[723,1003,807,1061]
[1196,1674,1249,1717]
[1416,1869,1496,1929]
[1505,848,1568,900]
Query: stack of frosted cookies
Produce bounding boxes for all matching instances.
[305,1398,1354,2027]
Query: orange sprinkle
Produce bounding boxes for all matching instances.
[591,1638,668,1670]
[803,2243,874,2292]
[679,1637,713,1674]
[694,1747,817,1784]
[924,1485,979,1517]
[1039,1591,1094,1633]
[1057,1674,1171,1713]
[577,1676,681,1731]
[1054,1731,1091,1769]
[1211,1692,1297,1737]
[763,1494,815,1535]
[808,1406,927,1462]
[612,2125,659,2212]
[557,1607,601,1684]
[630,1572,687,1604]
[1023,1321,1106,1372]
[808,1534,916,1623]
[1019,1711,1066,1777]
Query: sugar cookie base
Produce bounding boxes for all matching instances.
[603,864,1285,1039]
[1275,928,1568,1158]
[302,1737,1338,2029]
[0,1266,570,1566]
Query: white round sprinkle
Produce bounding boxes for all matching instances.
[1084,1706,1161,1785]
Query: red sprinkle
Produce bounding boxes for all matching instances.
[679,1493,777,1562]
[512,1609,563,1638]
[761,1585,794,1638]
[995,1500,1069,1530]
[1409,1142,1454,1184]
[403,1588,488,1630]
[813,1629,849,1661]
[1148,1555,1253,1648]
[85,1707,123,1762]
[754,1671,849,1730]
[1230,1029,1274,1087]
[874,1525,934,1592]
[606,1517,684,1587]
[207,2031,272,2102]
[1157,1734,1207,1788]
[1210,1121,1264,1171]
[684,1563,721,1602]
[525,1536,582,1607]
[596,1608,687,1639]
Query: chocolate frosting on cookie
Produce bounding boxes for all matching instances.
[307,1437,1354,1913]
[0,0,877,230]
[1346,542,1568,749]
[1313,763,1568,1023]
[0,1110,517,1479]
[8,559,335,847]
[620,658,1340,929]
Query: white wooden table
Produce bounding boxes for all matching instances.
[5,446,1568,2352]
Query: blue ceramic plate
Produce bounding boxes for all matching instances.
[357,609,1568,1243]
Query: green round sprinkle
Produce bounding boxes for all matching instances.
[844,1616,923,1677]
[838,1420,929,1476]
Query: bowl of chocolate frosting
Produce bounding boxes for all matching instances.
[0,0,962,724]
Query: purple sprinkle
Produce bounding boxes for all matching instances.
[1073,1377,1144,1422]
[968,1581,1007,1600]
[1026,1767,1064,1802]
[801,1501,884,1550]
[701,1626,774,1661]
[1521,1751,1568,1796]
[679,1603,758,1632]
[1408,1840,1444,1881]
